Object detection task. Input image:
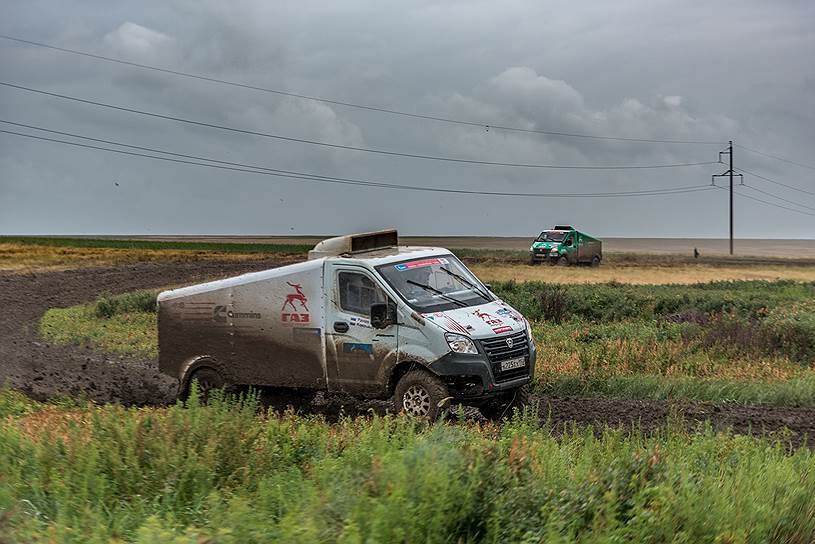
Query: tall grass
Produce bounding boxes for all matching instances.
[1,389,814,543]
[494,279,815,322]
[93,290,158,318]
[40,292,158,358]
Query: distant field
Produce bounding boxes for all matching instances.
[7,234,815,256]
[471,263,815,284]
[70,234,815,257]
[0,238,306,272]
[5,236,815,275]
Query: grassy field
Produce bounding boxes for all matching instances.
[0,239,308,272]
[40,280,815,406]
[12,239,815,542]
[1,389,814,543]
[40,291,160,359]
[7,236,815,281]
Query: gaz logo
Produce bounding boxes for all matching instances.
[473,309,502,326]
[282,281,310,324]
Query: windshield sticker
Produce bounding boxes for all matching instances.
[394,257,449,271]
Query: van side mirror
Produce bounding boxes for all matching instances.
[370,301,397,329]
[564,239,572,247]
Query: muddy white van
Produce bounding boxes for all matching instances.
[157,230,536,418]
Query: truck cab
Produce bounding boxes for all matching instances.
[157,230,536,419]
[529,225,602,266]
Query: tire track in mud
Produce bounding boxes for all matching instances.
[1,261,814,446]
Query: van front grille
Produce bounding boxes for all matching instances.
[479,331,530,382]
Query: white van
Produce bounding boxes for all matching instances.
[157,230,536,418]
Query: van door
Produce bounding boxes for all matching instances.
[325,266,397,395]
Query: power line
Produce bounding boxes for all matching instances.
[0,118,720,198]
[735,167,815,197]
[741,184,815,213]
[0,125,716,198]
[0,81,721,171]
[734,144,815,171]
[713,184,815,217]
[0,34,725,146]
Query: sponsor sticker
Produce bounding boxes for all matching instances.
[492,325,513,334]
[292,327,321,343]
[342,342,373,355]
[394,257,449,271]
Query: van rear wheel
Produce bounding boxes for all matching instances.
[184,367,226,404]
[394,369,450,420]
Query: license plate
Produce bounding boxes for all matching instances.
[500,357,526,372]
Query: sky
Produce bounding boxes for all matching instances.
[1,0,813,238]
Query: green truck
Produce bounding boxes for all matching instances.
[528,226,602,266]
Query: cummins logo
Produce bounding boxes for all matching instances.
[213,305,261,322]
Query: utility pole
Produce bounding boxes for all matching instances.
[712,140,743,255]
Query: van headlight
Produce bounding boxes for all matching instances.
[445,332,478,354]
[525,320,533,342]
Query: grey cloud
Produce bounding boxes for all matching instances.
[0,0,813,238]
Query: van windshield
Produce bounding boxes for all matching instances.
[536,231,567,242]
[376,254,493,313]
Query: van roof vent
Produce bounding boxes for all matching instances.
[553,225,574,231]
[308,229,398,259]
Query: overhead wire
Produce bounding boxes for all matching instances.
[712,184,815,217]
[735,167,815,197]
[734,143,815,171]
[0,81,720,170]
[0,124,716,198]
[0,34,725,145]
[740,184,815,212]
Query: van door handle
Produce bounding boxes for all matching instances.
[333,321,349,333]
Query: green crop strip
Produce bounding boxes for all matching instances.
[1,390,814,543]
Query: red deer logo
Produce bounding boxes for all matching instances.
[282,282,310,325]
[282,282,309,312]
[473,309,502,326]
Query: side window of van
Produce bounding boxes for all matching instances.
[338,272,386,315]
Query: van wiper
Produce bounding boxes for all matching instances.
[405,280,468,308]
[438,267,491,302]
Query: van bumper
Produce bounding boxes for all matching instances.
[430,341,537,401]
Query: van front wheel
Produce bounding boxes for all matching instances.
[480,384,532,421]
[394,369,450,420]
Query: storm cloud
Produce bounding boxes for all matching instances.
[1,0,813,237]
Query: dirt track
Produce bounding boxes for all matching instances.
[2,260,814,445]
[0,259,285,405]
